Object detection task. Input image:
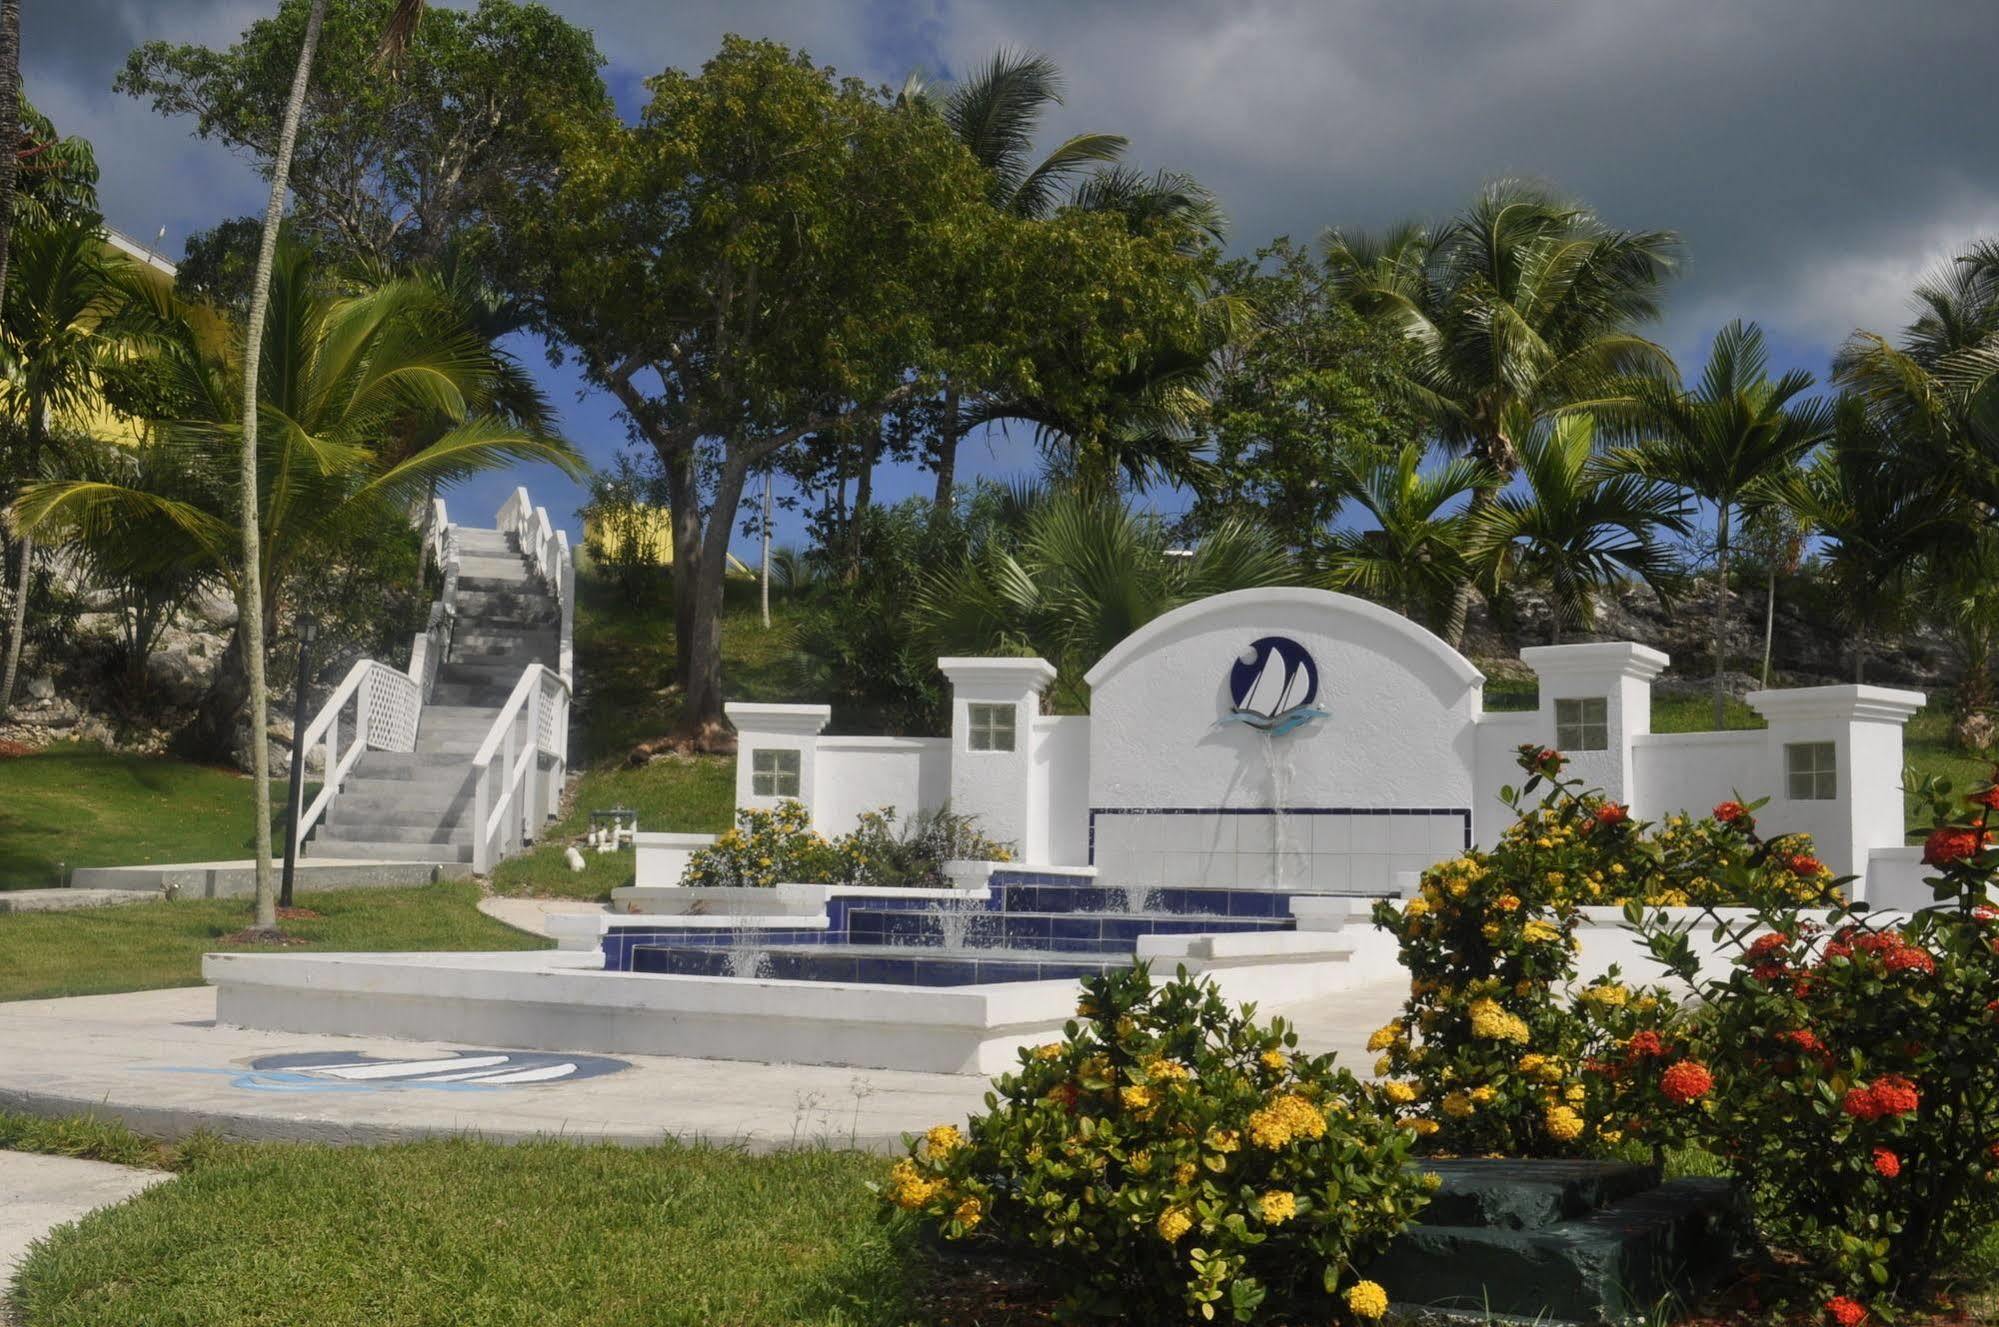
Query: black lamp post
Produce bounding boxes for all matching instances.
[280,613,319,910]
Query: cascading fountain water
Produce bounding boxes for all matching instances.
[723,918,773,978]
[1261,730,1303,891]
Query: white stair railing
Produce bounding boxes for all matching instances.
[470,663,572,873]
[497,485,575,684]
[293,660,423,853]
[407,498,458,698]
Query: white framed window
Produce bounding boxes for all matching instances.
[750,747,801,797]
[967,702,1016,752]
[1554,697,1609,752]
[1786,741,1837,801]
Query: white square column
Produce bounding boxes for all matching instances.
[1746,686,1925,878]
[1519,642,1670,805]
[938,657,1057,860]
[725,702,831,822]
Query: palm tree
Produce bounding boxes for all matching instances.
[1323,181,1680,647]
[1775,400,1947,683]
[1321,442,1493,631]
[221,0,425,932]
[0,0,21,307]
[0,222,136,715]
[14,243,575,754]
[911,489,1296,708]
[1466,414,1685,643]
[1612,321,1834,727]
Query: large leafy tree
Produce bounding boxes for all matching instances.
[912,488,1297,709]
[1320,442,1493,631]
[1614,321,1833,725]
[118,0,605,281]
[1323,181,1679,646]
[1468,413,1686,643]
[12,244,576,752]
[1194,238,1414,559]
[511,38,1211,746]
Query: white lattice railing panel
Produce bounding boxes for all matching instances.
[362,666,421,751]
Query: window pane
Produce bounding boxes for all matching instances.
[967,703,1016,752]
[749,748,799,797]
[1785,743,1835,801]
[1555,697,1608,752]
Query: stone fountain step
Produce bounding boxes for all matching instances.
[998,880,1307,919]
[630,941,1136,987]
[847,906,1296,954]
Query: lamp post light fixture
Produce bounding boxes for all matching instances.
[280,613,320,910]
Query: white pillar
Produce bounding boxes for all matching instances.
[1518,642,1670,805]
[938,657,1057,861]
[1746,685,1925,879]
[725,702,831,824]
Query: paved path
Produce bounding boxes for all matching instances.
[0,980,1406,1155]
[476,895,609,939]
[1,1151,163,1293]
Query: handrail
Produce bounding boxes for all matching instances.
[293,659,422,853]
[496,485,575,684]
[469,661,573,873]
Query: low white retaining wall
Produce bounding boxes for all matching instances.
[633,832,718,888]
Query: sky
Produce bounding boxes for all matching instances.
[23,0,1999,556]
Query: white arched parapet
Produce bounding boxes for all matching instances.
[1082,588,1487,894]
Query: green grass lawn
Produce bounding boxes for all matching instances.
[8,1132,920,1327]
[0,744,296,890]
[0,883,545,1003]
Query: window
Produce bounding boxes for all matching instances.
[750,747,801,798]
[1787,742,1837,801]
[1554,697,1609,752]
[967,702,1016,752]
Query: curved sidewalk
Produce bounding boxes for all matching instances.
[0,980,1405,1154]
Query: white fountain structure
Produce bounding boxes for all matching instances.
[205,587,1934,1074]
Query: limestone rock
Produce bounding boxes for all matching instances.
[1952,711,1997,753]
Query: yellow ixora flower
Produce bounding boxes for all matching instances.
[1345,1280,1391,1320]
[1366,1022,1403,1053]
[1258,1190,1298,1224]
[885,1159,946,1210]
[1248,1093,1328,1149]
[952,1195,983,1229]
[923,1124,965,1157]
[1521,920,1562,945]
[1383,1081,1418,1105]
[1156,1205,1194,1242]
[1259,1049,1289,1072]
[1544,1105,1585,1142]
[1441,1090,1475,1118]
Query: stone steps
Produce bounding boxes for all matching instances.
[305,835,474,864]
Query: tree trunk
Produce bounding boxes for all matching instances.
[1711,502,1731,731]
[660,444,701,690]
[174,620,253,761]
[758,468,771,629]
[1760,558,1777,689]
[675,457,752,748]
[1854,625,1868,684]
[0,0,21,307]
[0,405,44,716]
[235,0,329,933]
[1442,484,1499,650]
[932,385,960,509]
[847,425,879,580]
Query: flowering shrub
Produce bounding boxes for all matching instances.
[680,801,1010,888]
[1369,746,1597,1156]
[881,967,1428,1323]
[679,801,838,888]
[1621,771,1999,1312]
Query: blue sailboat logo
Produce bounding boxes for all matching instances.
[1218,636,1327,736]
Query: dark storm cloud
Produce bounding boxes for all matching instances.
[24,0,1999,371]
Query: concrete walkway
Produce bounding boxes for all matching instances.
[1,1151,163,1289]
[0,980,1404,1154]
[476,895,611,939]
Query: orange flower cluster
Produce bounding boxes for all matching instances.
[1842,1076,1921,1121]
[1659,1060,1714,1106]
[1871,1147,1901,1179]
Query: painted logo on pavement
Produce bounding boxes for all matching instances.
[154,1050,630,1093]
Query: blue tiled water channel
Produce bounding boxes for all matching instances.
[608,869,1308,987]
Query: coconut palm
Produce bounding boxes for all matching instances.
[1467,414,1686,643]
[1321,442,1494,632]
[0,222,138,716]
[1774,399,1948,683]
[12,242,576,754]
[1322,181,1680,646]
[911,489,1295,708]
[1611,321,1834,726]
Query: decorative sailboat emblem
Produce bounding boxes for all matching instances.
[1218,636,1327,736]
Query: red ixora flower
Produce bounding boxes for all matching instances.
[1712,800,1749,825]
[1779,1028,1827,1059]
[1593,803,1631,829]
[1971,786,1999,812]
[1626,1030,1666,1059]
[1745,932,1791,963]
[1825,1295,1868,1326]
[1660,1060,1715,1106]
[1922,826,1988,867]
[1845,1076,1922,1121]
[1872,1147,1901,1179]
[1786,852,1824,876]
[1884,945,1936,976]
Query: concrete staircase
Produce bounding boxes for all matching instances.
[303,526,562,872]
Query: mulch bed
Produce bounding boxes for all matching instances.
[0,739,34,758]
[215,927,312,947]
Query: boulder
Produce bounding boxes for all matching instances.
[1952,711,1997,754]
[145,647,214,708]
